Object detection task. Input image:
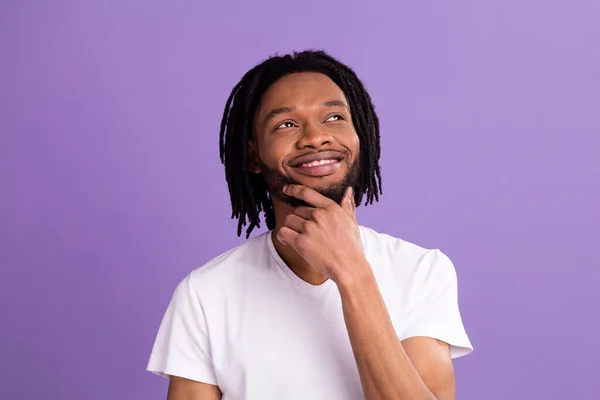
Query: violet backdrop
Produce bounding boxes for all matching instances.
[1,1,599,399]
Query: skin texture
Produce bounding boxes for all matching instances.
[167,376,221,400]
[251,72,361,285]
[167,72,456,399]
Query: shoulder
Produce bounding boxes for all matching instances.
[360,225,434,262]
[181,232,271,298]
[359,225,456,281]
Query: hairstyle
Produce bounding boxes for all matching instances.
[219,50,382,238]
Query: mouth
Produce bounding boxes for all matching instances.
[288,151,345,177]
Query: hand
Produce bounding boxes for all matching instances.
[276,185,370,284]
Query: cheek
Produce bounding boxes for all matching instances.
[346,132,360,162]
[258,138,292,169]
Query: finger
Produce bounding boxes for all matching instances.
[283,184,334,208]
[351,191,357,222]
[276,226,300,247]
[342,187,353,213]
[284,213,307,233]
[294,206,316,220]
[342,187,357,222]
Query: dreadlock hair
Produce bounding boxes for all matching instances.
[219,50,383,238]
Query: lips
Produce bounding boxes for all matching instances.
[289,151,345,167]
[288,151,345,177]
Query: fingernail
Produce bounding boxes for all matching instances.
[277,234,287,245]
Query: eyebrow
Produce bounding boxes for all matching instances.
[321,100,348,109]
[263,100,349,124]
[264,106,296,124]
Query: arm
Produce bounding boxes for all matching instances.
[167,376,222,400]
[338,268,455,400]
[276,185,464,399]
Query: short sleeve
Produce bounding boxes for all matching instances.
[399,249,473,359]
[147,272,218,385]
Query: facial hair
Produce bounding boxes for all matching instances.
[260,158,361,208]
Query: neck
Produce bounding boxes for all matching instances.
[271,198,329,286]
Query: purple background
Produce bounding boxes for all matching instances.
[1,1,599,399]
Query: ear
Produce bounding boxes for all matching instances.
[247,140,262,174]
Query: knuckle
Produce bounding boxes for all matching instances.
[311,208,323,221]
[303,220,317,233]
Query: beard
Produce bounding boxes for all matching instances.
[261,158,361,208]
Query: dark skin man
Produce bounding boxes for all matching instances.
[166,72,456,400]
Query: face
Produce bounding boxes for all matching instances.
[251,72,361,207]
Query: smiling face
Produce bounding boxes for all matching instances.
[251,72,361,207]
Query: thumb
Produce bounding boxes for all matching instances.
[343,187,355,214]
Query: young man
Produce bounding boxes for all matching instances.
[147,50,473,400]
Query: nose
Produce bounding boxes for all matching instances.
[296,122,333,149]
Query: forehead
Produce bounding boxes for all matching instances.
[257,72,347,113]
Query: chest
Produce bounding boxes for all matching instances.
[206,261,412,399]
[210,285,364,399]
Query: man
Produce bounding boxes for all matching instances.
[147,50,473,400]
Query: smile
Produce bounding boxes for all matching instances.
[290,159,342,177]
[299,159,338,168]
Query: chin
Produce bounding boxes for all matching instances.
[295,175,342,186]
[264,161,359,207]
[290,168,347,184]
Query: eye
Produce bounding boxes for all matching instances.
[326,114,345,122]
[275,121,296,130]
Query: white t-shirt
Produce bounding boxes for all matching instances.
[147,226,473,399]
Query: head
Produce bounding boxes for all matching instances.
[220,50,382,237]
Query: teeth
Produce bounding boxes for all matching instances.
[300,159,338,168]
